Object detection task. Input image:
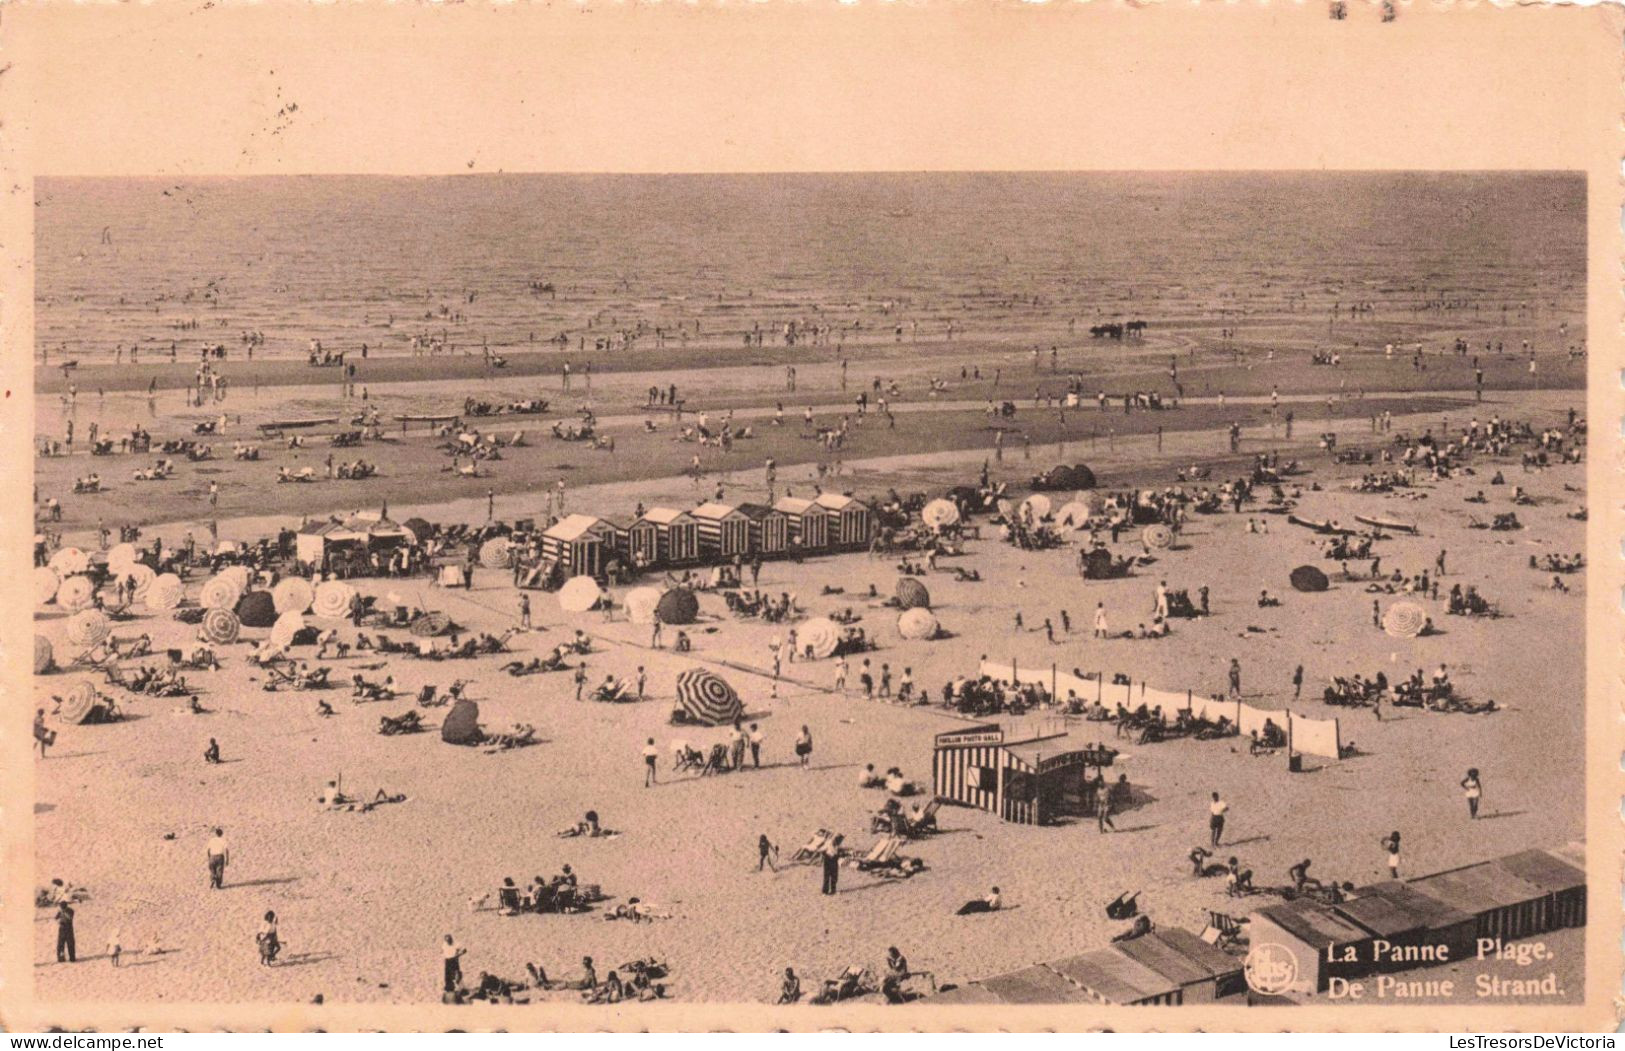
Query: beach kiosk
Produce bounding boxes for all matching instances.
[691,502,751,560]
[813,492,874,549]
[539,514,616,579]
[774,496,831,551]
[638,507,700,565]
[295,513,412,576]
[931,724,1111,826]
[737,502,789,557]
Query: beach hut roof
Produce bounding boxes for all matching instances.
[1492,849,1586,896]
[690,502,744,521]
[977,966,1091,1004]
[926,983,1007,1005]
[1048,950,1179,1004]
[1426,861,1547,911]
[813,491,862,511]
[544,514,611,542]
[1254,899,1372,950]
[639,506,695,526]
[1333,889,1427,939]
[1113,929,1227,988]
[1150,927,1245,979]
[1350,881,1475,932]
[735,502,783,521]
[773,497,818,515]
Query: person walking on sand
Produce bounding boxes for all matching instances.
[1461,769,1482,819]
[794,725,813,767]
[1292,665,1304,700]
[1093,602,1108,639]
[834,654,848,692]
[55,900,76,963]
[749,723,764,768]
[636,666,646,700]
[442,935,466,994]
[650,615,663,649]
[1208,793,1228,847]
[1372,599,1381,629]
[821,834,843,895]
[207,827,230,889]
[758,833,779,873]
[1381,832,1402,878]
[642,738,659,787]
[1227,659,1242,699]
[574,663,588,701]
[518,593,531,631]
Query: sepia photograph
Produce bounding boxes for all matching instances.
[3,2,1619,1036]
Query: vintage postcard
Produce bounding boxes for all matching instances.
[1,1,1619,1033]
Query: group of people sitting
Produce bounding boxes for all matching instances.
[494,865,594,915]
[106,662,191,697]
[723,589,800,622]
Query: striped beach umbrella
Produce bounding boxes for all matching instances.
[127,563,157,603]
[312,580,355,619]
[201,608,241,645]
[479,537,512,569]
[58,682,102,725]
[200,575,242,611]
[1382,601,1427,639]
[273,577,315,615]
[1142,524,1174,550]
[798,617,840,659]
[147,573,184,611]
[895,577,931,611]
[920,499,960,530]
[56,575,96,612]
[65,610,110,647]
[674,668,742,727]
[48,547,89,576]
[898,607,940,641]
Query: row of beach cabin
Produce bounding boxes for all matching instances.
[537,494,875,579]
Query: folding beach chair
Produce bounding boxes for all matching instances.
[790,830,832,864]
[1200,911,1248,952]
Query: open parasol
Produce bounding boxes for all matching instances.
[479,537,512,569]
[106,543,139,571]
[58,682,101,725]
[1019,494,1052,521]
[557,575,603,613]
[270,610,306,649]
[895,577,931,610]
[920,498,960,530]
[65,609,110,647]
[1289,565,1330,593]
[798,617,841,659]
[273,577,315,615]
[34,635,54,674]
[200,575,242,611]
[312,580,356,619]
[147,573,184,611]
[1142,524,1174,550]
[1382,601,1427,639]
[1056,501,1092,529]
[126,563,157,602]
[625,587,662,625]
[34,566,59,605]
[898,607,941,640]
[411,611,452,637]
[674,668,742,726]
[1072,464,1098,490]
[655,588,700,625]
[201,607,242,644]
[48,547,89,576]
[56,575,96,611]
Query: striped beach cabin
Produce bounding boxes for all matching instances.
[691,502,751,560]
[639,506,700,565]
[539,514,617,579]
[736,503,789,557]
[607,515,660,570]
[932,725,1111,826]
[773,496,831,551]
[813,492,874,549]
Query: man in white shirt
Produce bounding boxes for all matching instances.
[1208,793,1229,847]
[748,724,765,768]
[641,738,659,787]
[206,827,230,889]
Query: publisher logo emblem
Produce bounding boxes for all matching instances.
[1244,942,1298,996]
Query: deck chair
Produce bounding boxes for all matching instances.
[1200,911,1248,952]
[790,830,832,864]
[70,644,112,669]
[508,430,526,447]
[899,799,942,837]
[856,836,903,871]
[416,684,438,707]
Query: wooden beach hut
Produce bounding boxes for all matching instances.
[639,507,700,565]
[1052,930,1245,1005]
[691,502,751,560]
[1405,861,1550,944]
[540,514,616,579]
[1493,848,1587,930]
[1246,898,1377,995]
[1337,881,1477,967]
[737,502,789,557]
[931,725,1110,826]
[813,492,874,549]
[773,497,831,552]
[606,515,660,570]
[1045,950,1181,1006]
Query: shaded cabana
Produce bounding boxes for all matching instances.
[691,502,751,560]
[737,502,789,557]
[540,514,617,579]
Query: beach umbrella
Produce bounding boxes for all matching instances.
[479,537,512,569]
[34,635,54,675]
[557,575,603,613]
[898,607,940,641]
[404,517,433,543]
[995,498,1015,519]
[1080,547,1116,580]
[234,590,279,628]
[895,577,931,611]
[1019,494,1053,521]
[1056,501,1092,529]
[1072,465,1097,490]
[312,580,355,620]
[147,573,184,611]
[1289,565,1330,593]
[106,542,139,572]
[1046,465,1078,490]
[220,565,254,592]
[655,587,699,626]
[920,498,960,530]
[56,575,96,612]
[411,612,453,638]
[201,608,241,645]
[48,547,89,576]
[65,609,110,648]
[1382,601,1428,639]
[441,697,483,745]
[58,682,101,725]
[799,617,841,659]
[674,668,742,726]
[200,575,242,611]
[273,577,315,615]
[270,610,306,650]
[34,566,59,605]
[1142,524,1174,550]
[625,587,662,625]
[126,563,157,602]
